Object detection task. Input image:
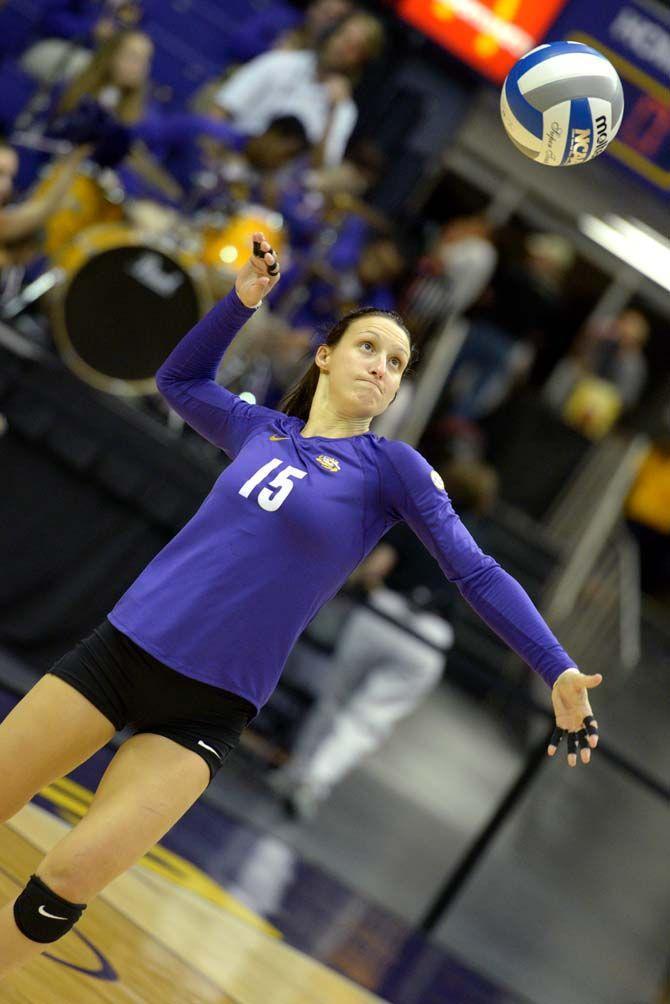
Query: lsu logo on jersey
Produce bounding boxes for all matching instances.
[315,454,340,473]
[430,469,445,491]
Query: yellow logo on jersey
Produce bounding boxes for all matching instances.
[269,434,289,441]
[431,469,445,491]
[315,454,341,473]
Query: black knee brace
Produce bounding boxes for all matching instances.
[14,874,87,943]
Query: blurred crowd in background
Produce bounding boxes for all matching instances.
[1,0,669,816]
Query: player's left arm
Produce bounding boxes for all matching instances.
[379,440,601,766]
[548,668,600,766]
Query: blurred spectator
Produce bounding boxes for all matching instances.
[472,230,576,386]
[571,308,649,409]
[39,0,145,43]
[625,433,670,599]
[50,31,306,208]
[21,1,149,84]
[272,226,406,338]
[169,115,309,208]
[265,139,385,250]
[0,139,91,249]
[0,140,92,314]
[211,11,385,166]
[50,27,193,203]
[268,457,498,820]
[545,308,650,440]
[488,231,575,346]
[518,231,578,385]
[55,29,259,207]
[0,143,19,211]
[430,214,498,315]
[224,0,355,65]
[401,214,498,345]
[420,231,574,452]
[220,117,307,175]
[57,27,153,124]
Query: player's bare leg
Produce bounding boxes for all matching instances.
[0,675,116,823]
[0,732,209,979]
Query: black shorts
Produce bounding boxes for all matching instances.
[48,618,256,785]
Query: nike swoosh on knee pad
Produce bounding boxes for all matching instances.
[38,905,68,920]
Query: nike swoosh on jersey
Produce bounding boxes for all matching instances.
[198,739,222,761]
[269,435,289,440]
[38,905,69,920]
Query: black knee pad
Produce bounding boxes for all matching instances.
[13,874,87,943]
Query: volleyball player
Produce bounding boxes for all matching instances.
[0,233,600,978]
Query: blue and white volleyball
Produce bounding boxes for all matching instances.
[500,41,624,167]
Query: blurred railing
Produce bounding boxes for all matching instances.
[542,432,647,687]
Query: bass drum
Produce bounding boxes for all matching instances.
[50,223,213,395]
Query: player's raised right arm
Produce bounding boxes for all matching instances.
[155,233,281,457]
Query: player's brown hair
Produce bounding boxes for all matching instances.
[278,307,416,423]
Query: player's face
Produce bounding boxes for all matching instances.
[327,315,410,418]
[0,147,19,206]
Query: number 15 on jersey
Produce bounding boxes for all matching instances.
[239,459,307,512]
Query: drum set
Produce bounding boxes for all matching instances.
[13,160,285,396]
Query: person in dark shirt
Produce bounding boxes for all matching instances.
[165,115,309,208]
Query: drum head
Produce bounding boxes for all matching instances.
[56,243,204,391]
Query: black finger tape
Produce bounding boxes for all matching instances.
[578,731,590,749]
[583,716,599,736]
[253,242,274,258]
[549,727,565,748]
[567,732,578,755]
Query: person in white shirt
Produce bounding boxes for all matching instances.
[213,11,384,167]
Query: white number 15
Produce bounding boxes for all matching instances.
[238,459,307,512]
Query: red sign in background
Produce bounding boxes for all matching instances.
[393,0,571,82]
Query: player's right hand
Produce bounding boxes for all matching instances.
[235,232,280,308]
[548,668,601,767]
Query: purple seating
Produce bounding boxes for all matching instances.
[0,0,40,60]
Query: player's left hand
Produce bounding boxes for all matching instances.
[235,231,280,308]
[548,667,602,767]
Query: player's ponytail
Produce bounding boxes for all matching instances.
[278,307,414,423]
[277,359,320,424]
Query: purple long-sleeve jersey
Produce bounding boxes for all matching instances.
[108,290,574,709]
